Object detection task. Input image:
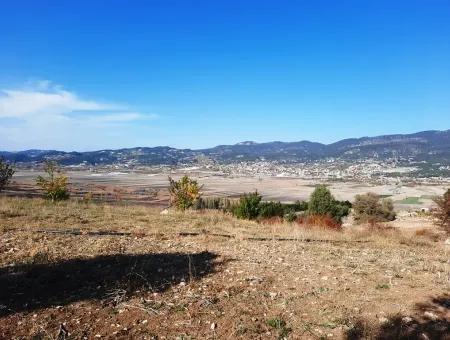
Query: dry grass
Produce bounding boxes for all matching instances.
[0,197,449,339]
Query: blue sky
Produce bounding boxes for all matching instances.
[1,0,450,151]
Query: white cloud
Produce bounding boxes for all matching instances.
[0,83,118,118]
[0,81,157,151]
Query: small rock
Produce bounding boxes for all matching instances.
[419,333,430,340]
[321,276,329,281]
[402,316,413,323]
[269,292,277,299]
[210,322,217,330]
[141,319,148,324]
[378,317,389,324]
[160,208,170,215]
[424,311,438,321]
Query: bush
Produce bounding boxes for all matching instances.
[353,192,396,224]
[284,209,297,223]
[233,191,262,220]
[168,175,202,210]
[0,157,15,192]
[192,196,237,212]
[433,189,450,234]
[258,201,285,218]
[36,161,70,201]
[308,185,350,223]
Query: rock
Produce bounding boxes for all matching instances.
[402,316,413,323]
[444,238,450,246]
[321,276,329,281]
[160,208,170,215]
[247,276,263,285]
[378,317,389,324]
[210,322,217,330]
[269,292,277,299]
[424,311,438,321]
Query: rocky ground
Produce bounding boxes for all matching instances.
[0,197,449,339]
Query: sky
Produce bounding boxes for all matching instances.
[1,0,450,151]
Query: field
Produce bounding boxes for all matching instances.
[0,197,449,339]
[6,170,449,209]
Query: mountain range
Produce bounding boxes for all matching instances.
[1,130,450,166]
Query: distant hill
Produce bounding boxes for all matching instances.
[1,129,450,166]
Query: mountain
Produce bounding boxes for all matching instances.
[1,129,450,166]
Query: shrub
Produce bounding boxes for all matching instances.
[233,191,262,220]
[258,200,308,220]
[192,196,237,212]
[168,175,202,210]
[284,209,297,223]
[0,157,15,192]
[433,189,450,234]
[286,200,309,212]
[308,185,350,223]
[258,201,285,218]
[36,161,70,201]
[353,192,396,224]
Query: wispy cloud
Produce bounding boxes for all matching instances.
[0,81,157,151]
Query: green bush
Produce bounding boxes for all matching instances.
[286,200,309,212]
[233,191,262,220]
[258,201,285,218]
[308,185,350,223]
[353,192,396,224]
[193,196,237,212]
[284,209,297,222]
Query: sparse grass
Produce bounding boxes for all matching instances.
[0,196,448,339]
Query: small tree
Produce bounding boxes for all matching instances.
[308,185,335,216]
[353,192,396,224]
[308,185,350,223]
[433,189,450,234]
[233,191,262,220]
[168,175,202,210]
[36,161,70,201]
[0,157,15,192]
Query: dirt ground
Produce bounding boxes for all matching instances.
[0,197,449,339]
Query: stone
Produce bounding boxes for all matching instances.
[424,311,438,321]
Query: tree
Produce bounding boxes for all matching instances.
[433,189,450,234]
[308,185,350,223]
[308,185,335,216]
[232,191,262,220]
[168,175,202,210]
[36,161,70,201]
[353,192,396,224]
[0,157,15,192]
